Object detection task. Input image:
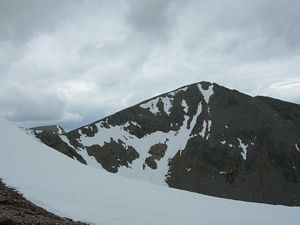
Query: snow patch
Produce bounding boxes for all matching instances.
[140,98,160,115]
[140,96,173,115]
[60,135,74,148]
[194,118,211,140]
[295,143,300,152]
[56,125,64,135]
[199,120,207,138]
[207,120,212,139]
[161,96,172,115]
[238,138,249,160]
[130,121,141,129]
[198,83,214,103]
[169,86,188,97]
[182,99,188,113]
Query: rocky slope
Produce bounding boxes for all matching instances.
[25,125,86,164]
[28,81,300,206]
[0,180,87,225]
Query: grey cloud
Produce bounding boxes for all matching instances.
[126,0,180,40]
[0,0,300,130]
[0,83,66,122]
[192,0,300,60]
[0,0,64,43]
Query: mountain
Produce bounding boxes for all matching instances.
[1,118,300,225]
[28,81,300,206]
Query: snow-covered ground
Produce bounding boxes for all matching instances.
[0,118,300,225]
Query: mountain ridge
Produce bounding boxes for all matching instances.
[2,117,300,225]
[70,81,262,133]
[27,81,300,206]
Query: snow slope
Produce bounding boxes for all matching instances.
[59,83,213,185]
[1,118,300,225]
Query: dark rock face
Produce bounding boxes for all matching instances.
[149,143,167,159]
[166,86,300,206]
[166,136,300,205]
[0,179,87,225]
[29,81,300,206]
[29,128,87,165]
[144,144,167,170]
[86,141,139,173]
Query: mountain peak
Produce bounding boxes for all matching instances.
[27,81,300,206]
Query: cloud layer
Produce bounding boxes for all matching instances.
[1,0,300,130]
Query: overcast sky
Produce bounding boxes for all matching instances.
[1,0,300,130]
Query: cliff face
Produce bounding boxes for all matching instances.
[29,81,300,205]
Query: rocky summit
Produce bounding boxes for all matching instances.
[28,81,300,206]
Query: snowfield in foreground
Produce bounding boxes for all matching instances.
[0,118,299,225]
